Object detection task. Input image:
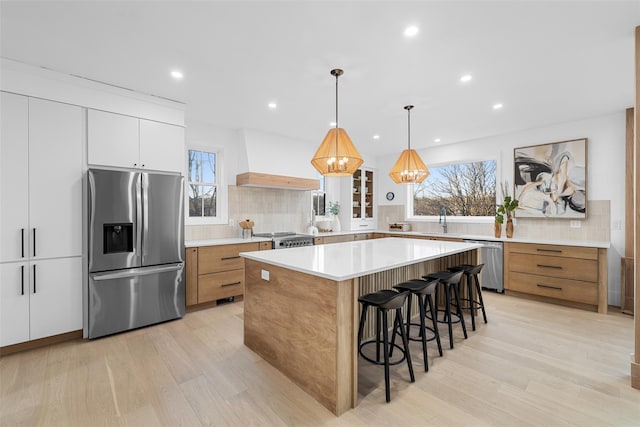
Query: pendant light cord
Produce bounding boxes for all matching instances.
[335,73,339,129]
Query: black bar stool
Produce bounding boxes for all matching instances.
[391,279,443,372]
[422,270,467,349]
[357,289,415,402]
[448,264,487,331]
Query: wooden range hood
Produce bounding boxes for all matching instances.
[236,172,320,191]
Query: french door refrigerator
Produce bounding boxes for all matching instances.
[88,168,185,338]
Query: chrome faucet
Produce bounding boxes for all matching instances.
[439,206,448,233]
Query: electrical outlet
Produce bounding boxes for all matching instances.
[261,269,270,281]
[613,220,622,230]
[229,218,236,227]
[570,220,581,228]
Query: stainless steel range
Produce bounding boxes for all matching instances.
[254,232,314,249]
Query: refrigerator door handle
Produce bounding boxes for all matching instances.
[91,263,183,281]
[141,173,149,262]
[136,172,144,264]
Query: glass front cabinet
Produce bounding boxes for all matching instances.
[345,168,375,230]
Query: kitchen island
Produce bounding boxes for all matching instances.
[240,237,481,415]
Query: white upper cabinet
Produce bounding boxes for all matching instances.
[28,97,83,259]
[87,109,139,168]
[0,92,29,263]
[139,119,185,173]
[0,93,82,262]
[88,109,184,173]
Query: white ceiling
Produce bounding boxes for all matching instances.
[1,1,638,157]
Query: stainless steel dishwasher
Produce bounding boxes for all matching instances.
[463,239,504,292]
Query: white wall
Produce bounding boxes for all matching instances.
[376,111,627,306]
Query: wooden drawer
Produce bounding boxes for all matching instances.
[322,235,354,244]
[198,269,244,303]
[259,241,272,250]
[354,233,372,241]
[508,272,598,305]
[198,242,260,274]
[506,242,597,260]
[509,253,597,282]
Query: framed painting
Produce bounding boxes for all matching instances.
[514,138,587,218]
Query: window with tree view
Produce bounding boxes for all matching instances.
[188,149,217,218]
[411,160,497,217]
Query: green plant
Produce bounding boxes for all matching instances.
[328,201,340,216]
[496,195,518,224]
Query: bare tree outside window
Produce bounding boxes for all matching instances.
[413,160,497,217]
[188,149,217,217]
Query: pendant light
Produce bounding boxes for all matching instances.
[389,105,430,184]
[311,68,363,176]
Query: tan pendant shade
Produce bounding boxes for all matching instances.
[311,68,364,176]
[311,127,364,176]
[389,104,430,184]
[389,148,429,183]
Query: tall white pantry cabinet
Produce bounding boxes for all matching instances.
[0,92,83,347]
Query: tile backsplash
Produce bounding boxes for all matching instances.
[185,186,313,240]
[377,200,610,242]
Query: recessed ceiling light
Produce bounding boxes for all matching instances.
[373,135,380,140]
[404,26,419,37]
[460,75,472,83]
[268,102,277,109]
[493,103,503,110]
[434,138,441,143]
[170,70,183,80]
[329,121,337,127]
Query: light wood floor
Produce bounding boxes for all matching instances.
[1,293,639,426]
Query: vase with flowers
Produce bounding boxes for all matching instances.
[329,201,341,232]
[495,181,519,238]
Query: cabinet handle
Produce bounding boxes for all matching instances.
[221,256,241,261]
[536,264,562,269]
[221,281,241,287]
[21,265,25,295]
[33,228,36,257]
[21,228,25,258]
[359,224,368,227]
[537,284,562,291]
[536,248,562,253]
[134,163,137,167]
[33,264,37,293]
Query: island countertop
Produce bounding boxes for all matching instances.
[240,237,482,281]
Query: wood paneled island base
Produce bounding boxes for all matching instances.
[242,238,479,415]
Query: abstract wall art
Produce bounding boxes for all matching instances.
[514,138,587,218]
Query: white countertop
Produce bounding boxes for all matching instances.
[185,237,272,248]
[185,230,609,249]
[240,237,483,281]
[314,230,610,249]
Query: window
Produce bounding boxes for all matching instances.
[312,173,326,216]
[188,149,218,218]
[409,160,497,218]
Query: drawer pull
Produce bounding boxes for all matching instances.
[221,281,241,287]
[221,256,241,261]
[537,284,562,291]
[536,248,562,253]
[536,264,562,269]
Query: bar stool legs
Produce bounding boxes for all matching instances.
[392,279,443,372]
[449,264,488,331]
[357,290,415,403]
[424,270,467,349]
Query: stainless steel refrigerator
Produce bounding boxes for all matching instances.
[87,168,185,339]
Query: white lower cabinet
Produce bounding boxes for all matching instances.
[0,257,82,346]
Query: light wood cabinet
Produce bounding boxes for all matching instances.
[88,109,184,173]
[185,242,268,309]
[504,242,607,313]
